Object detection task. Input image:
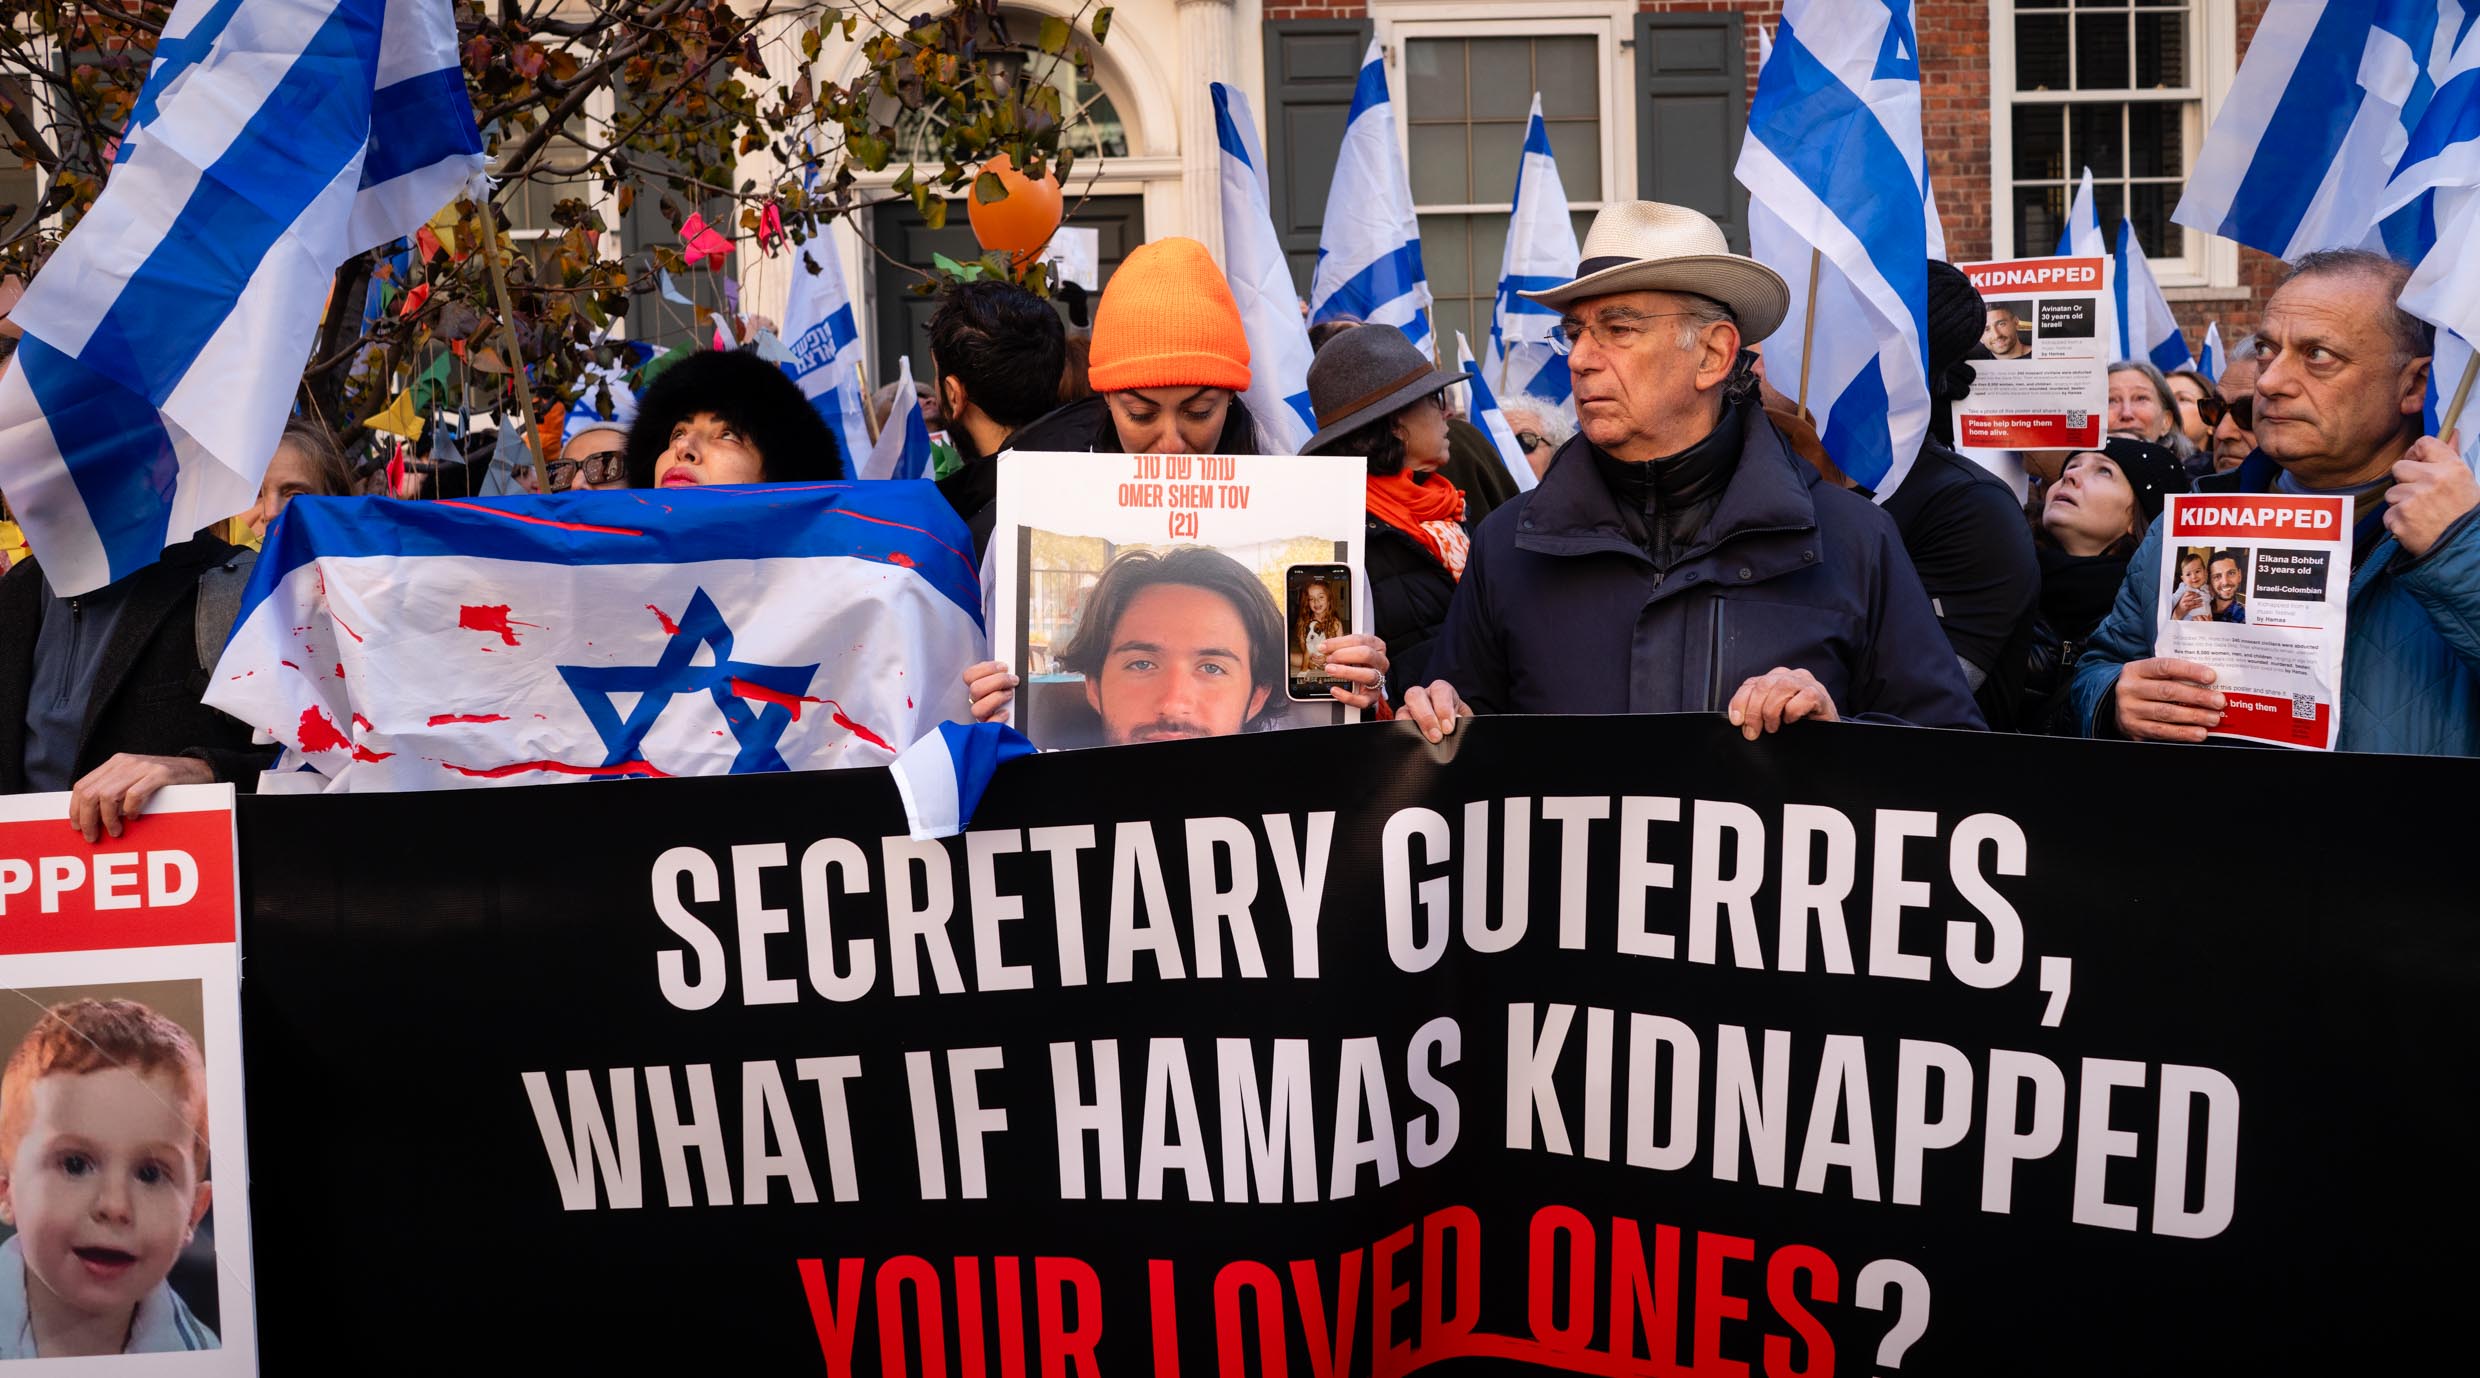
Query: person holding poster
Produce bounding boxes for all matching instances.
[1404,202,1980,739]
[2070,250,2480,755]
[1301,324,1474,687]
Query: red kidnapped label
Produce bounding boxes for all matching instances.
[0,808,237,954]
[2171,495,2346,543]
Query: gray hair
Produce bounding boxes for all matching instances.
[2109,359,2197,459]
[2280,248,2433,362]
[1501,401,1575,450]
[1674,294,1734,350]
[2226,332,2261,365]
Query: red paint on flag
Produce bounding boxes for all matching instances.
[728,677,824,721]
[281,660,300,670]
[647,605,681,635]
[298,707,351,754]
[439,759,669,780]
[459,604,539,646]
[350,744,394,763]
[888,551,916,567]
[433,499,644,536]
[427,713,510,726]
[352,713,374,734]
[822,700,894,752]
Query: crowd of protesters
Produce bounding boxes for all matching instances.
[6,196,2477,831]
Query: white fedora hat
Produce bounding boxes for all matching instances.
[1520,201,1790,344]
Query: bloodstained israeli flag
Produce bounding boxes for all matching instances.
[204,483,981,792]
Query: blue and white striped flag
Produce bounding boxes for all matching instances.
[2174,0,2475,259]
[1211,82,1318,454]
[2198,320,2226,383]
[863,355,934,481]
[781,230,874,474]
[204,484,981,791]
[1486,95,1580,411]
[1456,331,1536,493]
[2055,166,2107,259]
[2116,219,2194,374]
[890,721,1036,840]
[0,0,485,595]
[2375,23,2480,461]
[1309,41,1434,356]
[1736,0,1942,497]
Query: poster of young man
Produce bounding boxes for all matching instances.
[0,787,256,1371]
[987,452,1367,749]
[1957,256,2109,450]
[2156,492,2352,749]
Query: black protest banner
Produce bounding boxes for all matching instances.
[236,716,2476,1374]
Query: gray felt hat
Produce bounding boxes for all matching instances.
[1299,324,1472,455]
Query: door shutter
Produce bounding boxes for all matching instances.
[1634,14,1749,253]
[1263,18,1374,298]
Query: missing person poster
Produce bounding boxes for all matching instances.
[0,787,255,1370]
[987,451,1366,749]
[1958,256,2108,450]
[2157,493,2352,749]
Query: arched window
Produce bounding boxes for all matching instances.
[892,10,1129,165]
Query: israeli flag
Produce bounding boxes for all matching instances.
[2055,166,2107,259]
[204,484,981,792]
[781,228,875,474]
[1487,95,1581,410]
[1456,331,1536,493]
[2198,320,2227,383]
[1737,0,1942,497]
[2174,0,2474,259]
[1309,41,1434,356]
[0,0,484,596]
[2375,27,2480,462]
[2116,220,2194,374]
[890,721,1036,840]
[1211,82,1318,454]
[863,355,934,481]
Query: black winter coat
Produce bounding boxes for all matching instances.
[1879,441,2041,730]
[1,536,277,793]
[1427,409,1983,726]
[1364,513,1462,690]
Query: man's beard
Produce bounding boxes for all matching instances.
[1116,717,1217,744]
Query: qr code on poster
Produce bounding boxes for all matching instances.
[2066,408,2089,429]
[2292,692,2316,719]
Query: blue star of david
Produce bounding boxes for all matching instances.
[558,588,820,773]
[130,0,246,134]
[1873,1,1920,83]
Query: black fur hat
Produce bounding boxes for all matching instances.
[623,347,845,486]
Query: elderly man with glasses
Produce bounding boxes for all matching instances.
[1401,201,1980,742]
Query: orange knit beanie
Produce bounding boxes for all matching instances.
[1087,237,1253,393]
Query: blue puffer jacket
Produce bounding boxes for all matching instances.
[2067,451,2480,755]
[1426,402,1982,727]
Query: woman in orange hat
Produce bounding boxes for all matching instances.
[1007,237,1268,455]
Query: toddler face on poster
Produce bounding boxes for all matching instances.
[0,1001,213,1358]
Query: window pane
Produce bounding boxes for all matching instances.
[2135,11,2188,88]
[2130,183,2180,260]
[2070,103,2125,178]
[2016,15,2069,89]
[2095,182,2125,248]
[1535,38,1599,120]
[1407,39,1463,120]
[1470,38,1533,120]
[1473,122,1524,204]
[2128,101,2182,177]
[1472,216,1510,296]
[2015,104,2066,181]
[2015,186,2066,255]
[2077,11,2132,88]
[1546,121,1601,202]
[1418,214,1472,295]
[1409,124,1470,204]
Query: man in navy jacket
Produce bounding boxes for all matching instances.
[1403,202,1980,740]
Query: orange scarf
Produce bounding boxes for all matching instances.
[1366,471,1469,579]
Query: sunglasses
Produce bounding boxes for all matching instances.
[548,450,629,489]
[1514,430,1550,454]
[2193,394,2254,431]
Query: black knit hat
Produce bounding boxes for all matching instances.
[2100,435,2188,521]
[1925,261,1988,382]
[624,348,844,486]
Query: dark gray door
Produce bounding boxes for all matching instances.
[869,195,1145,388]
[1635,14,1749,253]
[1262,18,1374,297]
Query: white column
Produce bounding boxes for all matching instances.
[1175,0,1237,259]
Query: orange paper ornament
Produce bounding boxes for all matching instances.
[965,153,1064,266]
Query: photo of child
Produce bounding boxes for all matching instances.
[1291,577,1348,681]
[0,987,217,1359]
[2173,547,2216,622]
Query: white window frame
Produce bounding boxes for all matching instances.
[1372,1,1633,213]
[1989,0,2239,291]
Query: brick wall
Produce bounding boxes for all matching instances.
[1264,1,1363,17]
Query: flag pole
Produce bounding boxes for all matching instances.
[855,358,881,444]
[1794,245,1822,418]
[474,193,555,493]
[2443,353,2478,441]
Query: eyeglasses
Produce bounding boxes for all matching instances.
[1514,430,1549,454]
[549,450,629,489]
[1548,311,1706,356]
[2193,394,2255,431]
